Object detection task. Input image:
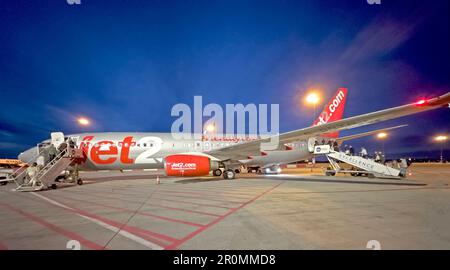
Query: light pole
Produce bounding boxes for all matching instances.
[435,135,448,163]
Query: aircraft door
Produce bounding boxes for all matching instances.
[68,136,80,147]
[307,137,317,153]
[51,132,65,149]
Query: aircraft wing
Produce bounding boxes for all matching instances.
[335,124,408,143]
[209,92,450,160]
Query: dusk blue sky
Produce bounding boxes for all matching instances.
[0,0,449,159]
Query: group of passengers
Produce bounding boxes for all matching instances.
[339,144,389,164]
[314,139,340,151]
[24,138,76,187]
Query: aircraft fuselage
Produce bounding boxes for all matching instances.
[19,132,314,171]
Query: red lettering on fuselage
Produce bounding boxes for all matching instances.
[120,136,134,164]
[80,136,94,155]
[80,135,135,165]
[90,141,118,164]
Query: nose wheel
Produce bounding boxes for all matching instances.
[213,169,222,176]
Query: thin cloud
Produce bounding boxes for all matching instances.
[0,142,28,149]
[340,18,417,64]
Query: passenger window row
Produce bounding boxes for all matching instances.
[80,142,154,148]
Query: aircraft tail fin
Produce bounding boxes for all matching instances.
[312,87,348,138]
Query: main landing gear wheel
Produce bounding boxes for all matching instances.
[213,169,222,176]
[51,184,57,189]
[223,170,236,180]
[77,179,83,185]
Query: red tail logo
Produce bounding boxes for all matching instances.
[312,88,348,138]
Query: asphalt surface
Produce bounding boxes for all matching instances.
[0,163,449,250]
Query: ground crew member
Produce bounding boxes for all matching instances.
[400,158,408,168]
[349,145,355,156]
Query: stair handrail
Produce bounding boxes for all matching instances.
[35,147,69,179]
[11,167,28,183]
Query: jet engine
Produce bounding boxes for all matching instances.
[164,154,218,177]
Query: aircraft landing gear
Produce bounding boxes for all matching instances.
[223,169,236,180]
[261,165,282,175]
[77,179,83,185]
[213,169,222,176]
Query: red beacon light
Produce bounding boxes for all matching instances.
[415,99,427,106]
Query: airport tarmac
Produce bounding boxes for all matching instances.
[0,163,449,250]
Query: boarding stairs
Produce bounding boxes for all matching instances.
[5,167,26,185]
[15,146,84,192]
[313,145,405,179]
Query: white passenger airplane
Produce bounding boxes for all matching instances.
[18,89,450,180]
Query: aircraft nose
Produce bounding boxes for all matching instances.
[18,147,38,164]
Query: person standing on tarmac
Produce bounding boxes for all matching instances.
[26,162,38,186]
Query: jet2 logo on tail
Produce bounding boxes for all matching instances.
[312,88,348,138]
[313,88,347,126]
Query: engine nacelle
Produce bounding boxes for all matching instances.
[164,154,214,177]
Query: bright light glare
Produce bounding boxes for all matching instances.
[305,92,320,105]
[78,117,90,126]
[415,99,426,105]
[377,132,387,139]
[205,124,215,132]
[435,135,448,142]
